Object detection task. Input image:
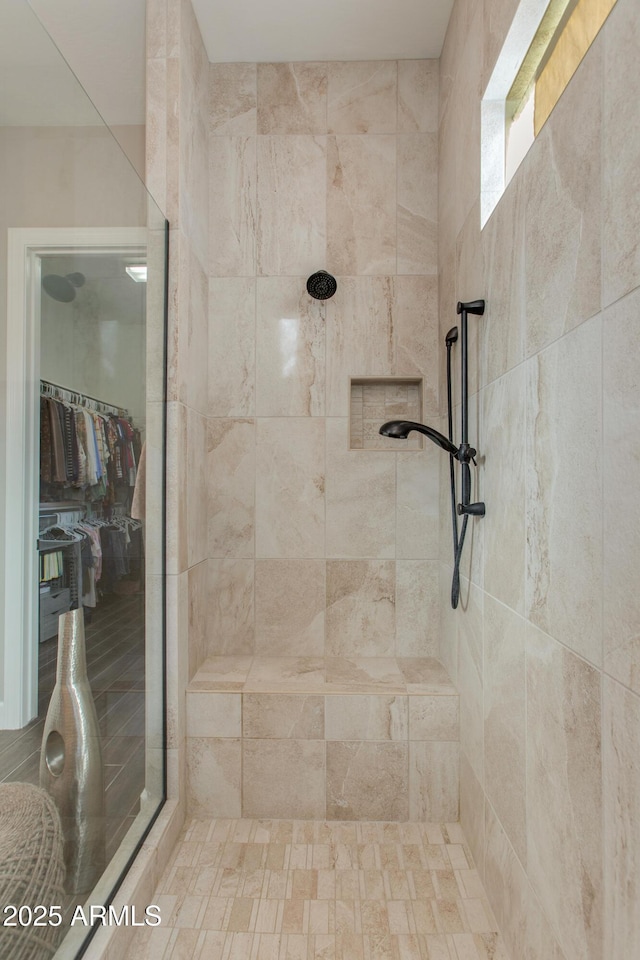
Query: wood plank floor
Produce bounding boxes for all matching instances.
[0,593,146,863]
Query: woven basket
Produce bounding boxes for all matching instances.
[0,782,66,960]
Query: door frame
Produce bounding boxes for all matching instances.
[2,226,146,729]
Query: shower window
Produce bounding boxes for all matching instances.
[0,2,167,957]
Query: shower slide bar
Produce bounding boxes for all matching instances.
[379,298,486,608]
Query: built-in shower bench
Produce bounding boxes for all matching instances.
[186,656,459,822]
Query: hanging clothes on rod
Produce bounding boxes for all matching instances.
[40,379,142,503]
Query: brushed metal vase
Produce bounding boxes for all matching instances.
[40,607,105,895]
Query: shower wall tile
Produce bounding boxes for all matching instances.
[166,401,188,575]
[254,560,325,657]
[207,559,255,656]
[256,277,325,417]
[525,316,603,666]
[325,418,396,559]
[603,678,640,959]
[208,277,256,418]
[207,418,255,559]
[327,61,397,134]
[394,275,439,414]
[186,692,242,738]
[208,136,256,276]
[243,739,326,819]
[409,741,459,821]
[396,450,440,560]
[483,595,526,866]
[457,579,483,785]
[257,62,327,134]
[395,560,439,658]
[325,560,396,657]
[409,696,459,741]
[324,694,408,741]
[188,559,209,680]
[325,277,395,417]
[481,173,525,387]
[256,136,326,277]
[243,694,324,739]
[209,62,257,136]
[326,741,408,820]
[187,407,208,568]
[603,0,640,306]
[524,40,602,357]
[482,366,525,614]
[460,751,484,880]
[187,737,242,818]
[397,134,438,275]
[255,418,325,558]
[327,136,396,276]
[525,624,602,960]
[603,286,640,694]
[398,60,439,133]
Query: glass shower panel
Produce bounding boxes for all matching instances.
[0,1,166,956]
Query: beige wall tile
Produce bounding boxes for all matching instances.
[327,136,396,275]
[257,62,327,134]
[603,0,640,306]
[438,563,458,685]
[603,287,640,694]
[524,41,602,357]
[325,560,396,657]
[604,678,640,959]
[526,624,602,960]
[256,278,325,417]
[325,419,396,560]
[208,419,255,559]
[397,134,437,275]
[481,174,525,388]
[254,560,325,657]
[398,60,439,134]
[187,407,208,568]
[243,740,325,818]
[409,696,459,741]
[482,367,525,614]
[326,741,408,820]
[208,277,255,418]
[525,317,603,666]
[325,278,395,418]
[209,62,257,136]
[209,136,256,277]
[255,418,325,559]
[166,401,188,575]
[394,276,439,415]
[395,560,439,658]
[409,742,459,820]
[396,450,440,561]
[188,559,209,680]
[243,694,324,739]
[207,559,255,656]
[187,692,242,738]
[256,136,326,277]
[460,751,484,881]
[325,695,408,741]
[483,596,526,866]
[187,738,241,818]
[457,580,483,785]
[484,801,565,960]
[327,61,397,134]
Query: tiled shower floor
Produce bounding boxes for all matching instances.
[128,819,510,960]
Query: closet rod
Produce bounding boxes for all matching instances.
[40,378,129,417]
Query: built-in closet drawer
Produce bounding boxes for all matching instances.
[39,588,71,642]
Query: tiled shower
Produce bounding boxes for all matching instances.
[116,0,640,958]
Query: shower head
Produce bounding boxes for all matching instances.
[306,270,337,300]
[379,420,459,457]
[42,272,86,303]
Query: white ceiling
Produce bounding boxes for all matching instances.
[1,0,453,128]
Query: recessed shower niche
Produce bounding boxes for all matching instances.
[349,378,423,450]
